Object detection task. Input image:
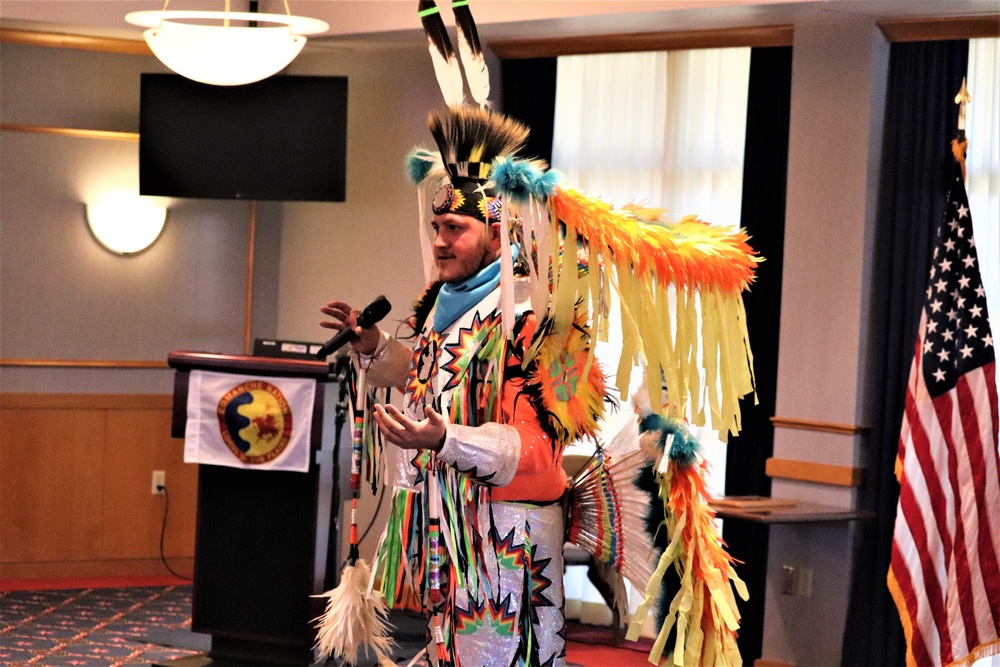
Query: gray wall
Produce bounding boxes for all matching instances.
[764,20,889,665]
[275,44,440,344]
[0,41,282,394]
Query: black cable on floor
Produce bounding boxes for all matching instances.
[158,486,193,581]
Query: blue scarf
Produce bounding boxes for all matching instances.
[433,246,518,333]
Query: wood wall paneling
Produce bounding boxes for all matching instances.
[0,407,106,562]
[0,28,152,55]
[489,25,794,59]
[1,394,173,410]
[765,457,865,487]
[103,409,196,560]
[878,15,1000,42]
[770,415,869,435]
[0,122,139,142]
[0,558,195,580]
[0,394,195,580]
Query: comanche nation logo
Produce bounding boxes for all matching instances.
[216,381,293,464]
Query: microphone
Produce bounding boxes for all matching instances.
[316,295,392,360]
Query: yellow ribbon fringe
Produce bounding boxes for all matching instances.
[626,458,748,666]
[531,187,759,439]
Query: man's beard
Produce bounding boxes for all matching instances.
[438,232,492,283]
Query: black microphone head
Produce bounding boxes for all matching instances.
[358,295,391,328]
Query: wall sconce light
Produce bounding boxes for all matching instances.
[125,4,329,86]
[86,195,168,255]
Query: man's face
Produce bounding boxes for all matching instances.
[431,213,500,283]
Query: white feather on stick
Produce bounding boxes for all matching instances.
[499,201,516,339]
[417,182,435,283]
[313,558,396,666]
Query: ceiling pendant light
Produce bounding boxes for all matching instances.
[126,1,328,87]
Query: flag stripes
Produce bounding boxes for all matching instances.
[889,155,999,667]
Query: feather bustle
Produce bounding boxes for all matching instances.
[567,417,660,617]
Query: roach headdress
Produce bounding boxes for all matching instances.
[426,106,528,224]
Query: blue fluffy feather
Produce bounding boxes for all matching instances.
[638,414,700,467]
[532,169,560,199]
[490,157,557,202]
[406,148,438,185]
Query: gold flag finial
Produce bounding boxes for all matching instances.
[953,78,971,181]
[955,77,971,133]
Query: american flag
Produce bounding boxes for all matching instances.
[888,155,1000,667]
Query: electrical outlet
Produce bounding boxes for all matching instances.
[796,566,813,598]
[151,470,166,495]
[781,564,814,598]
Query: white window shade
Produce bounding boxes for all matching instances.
[967,38,999,357]
[553,48,751,228]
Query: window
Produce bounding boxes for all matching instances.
[967,38,999,387]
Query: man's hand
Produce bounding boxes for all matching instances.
[319,300,381,355]
[373,404,446,451]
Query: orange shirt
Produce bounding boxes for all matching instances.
[491,313,568,503]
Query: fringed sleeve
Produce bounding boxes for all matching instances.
[353,330,411,389]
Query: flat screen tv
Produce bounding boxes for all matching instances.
[140,73,347,201]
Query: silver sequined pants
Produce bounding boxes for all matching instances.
[432,501,566,667]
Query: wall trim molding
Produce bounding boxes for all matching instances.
[0,358,168,369]
[0,122,139,141]
[770,416,869,435]
[765,457,865,487]
[0,28,152,56]
[490,25,793,60]
[878,15,1000,42]
[0,558,194,581]
[4,15,996,59]
[488,15,1000,59]
[0,393,172,409]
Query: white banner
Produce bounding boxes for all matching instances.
[184,370,317,473]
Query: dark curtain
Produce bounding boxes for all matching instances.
[841,39,968,667]
[722,45,793,663]
[499,57,557,166]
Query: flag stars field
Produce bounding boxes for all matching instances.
[920,189,994,390]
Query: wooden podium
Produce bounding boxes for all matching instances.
[167,351,345,666]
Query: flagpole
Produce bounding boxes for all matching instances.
[953,77,971,179]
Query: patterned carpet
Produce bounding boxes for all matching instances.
[0,586,202,666]
[0,584,623,667]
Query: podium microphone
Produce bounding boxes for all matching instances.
[316,295,392,360]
